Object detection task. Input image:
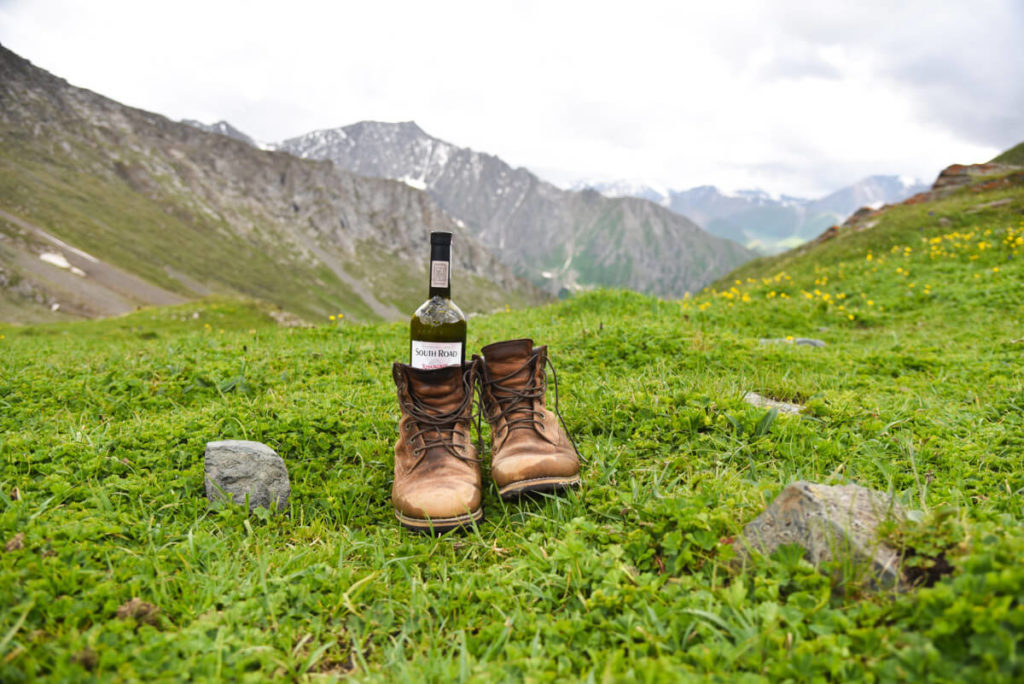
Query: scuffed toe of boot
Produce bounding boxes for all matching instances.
[491,456,581,499]
[393,479,483,533]
[490,447,580,499]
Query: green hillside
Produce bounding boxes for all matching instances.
[991,140,1024,166]
[1,178,1022,680]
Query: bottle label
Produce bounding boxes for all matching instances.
[411,340,462,369]
[430,260,449,289]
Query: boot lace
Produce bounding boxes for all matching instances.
[483,353,581,459]
[400,370,481,473]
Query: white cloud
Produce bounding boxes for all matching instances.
[0,0,1019,197]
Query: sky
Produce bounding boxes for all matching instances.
[1,0,1022,198]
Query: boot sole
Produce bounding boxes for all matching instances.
[498,475,581,500]
[394,507,484,534]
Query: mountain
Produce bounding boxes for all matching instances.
[0,46,543,324]
[580,176,929,254]
[991,140,1024,166]
[277,122,754,297]
[182,119,259,147]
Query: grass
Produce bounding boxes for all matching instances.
[1,179,1023,681]
[991,140,1024,166]
[0,135,539,325]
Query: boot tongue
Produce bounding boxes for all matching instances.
[482,338,539,388]
[404,364,465,409]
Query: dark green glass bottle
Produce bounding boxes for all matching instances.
[410,231,466,369]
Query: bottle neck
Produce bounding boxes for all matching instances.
[428,242,452,299]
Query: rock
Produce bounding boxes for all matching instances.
[735,481,907,590]
[5,532,25,552]
[932,163,1018,192]
[116,598,161,626]
[204,440,290,512]
[794,338,826,347]
[758,337,826,348]
[938,217,952,227]
[269,309,312,328]
[966,198,1014,214]
[743,392,804,415]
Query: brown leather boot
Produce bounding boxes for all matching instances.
[476,339,581,499]
[391,362,483,533]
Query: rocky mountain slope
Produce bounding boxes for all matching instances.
[181,119,259,147]
[276,121,754,297]
[580,176,928,253]
[0,46,543,324]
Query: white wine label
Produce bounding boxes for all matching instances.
[430,260,449,289]
[411,340,462,369]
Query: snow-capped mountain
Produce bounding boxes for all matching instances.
[181,119,258,147]
[278,121,754,297]
[578,176,928,253]
[0,48,541,323]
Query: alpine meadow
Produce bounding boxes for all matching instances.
[2,153,1023,681]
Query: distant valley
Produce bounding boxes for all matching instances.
[574,176,929,254]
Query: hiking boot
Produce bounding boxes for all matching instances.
[391,362,483,533]
[476,339,581,499]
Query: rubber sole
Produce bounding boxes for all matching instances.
[394,507,484,534]
[498,475,581,500]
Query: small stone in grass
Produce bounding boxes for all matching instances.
[73,648,98,671]
[794,338,827,347]
[759,337,827,347]
[735,481,907,591]
[5,532,25,552]
[744,392,804,415]
[116,598,160,626]
[204,440,290,513]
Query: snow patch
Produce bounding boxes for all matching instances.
[40,234,98,263]
[40,252,86,276]
[399,176,427,190]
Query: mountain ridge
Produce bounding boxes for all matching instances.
[276,121,755,297]
[0,45,543,324]
[577,175,929,253]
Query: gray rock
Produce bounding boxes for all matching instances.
[743,392,804,415]
[758,337,826,347]
[204,440,290,512]
[735,481,906,590]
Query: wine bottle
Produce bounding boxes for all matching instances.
[410,231,466,369]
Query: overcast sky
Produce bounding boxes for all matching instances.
[1,0,1022,197]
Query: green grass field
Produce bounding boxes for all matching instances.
[1,179,1023,681]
